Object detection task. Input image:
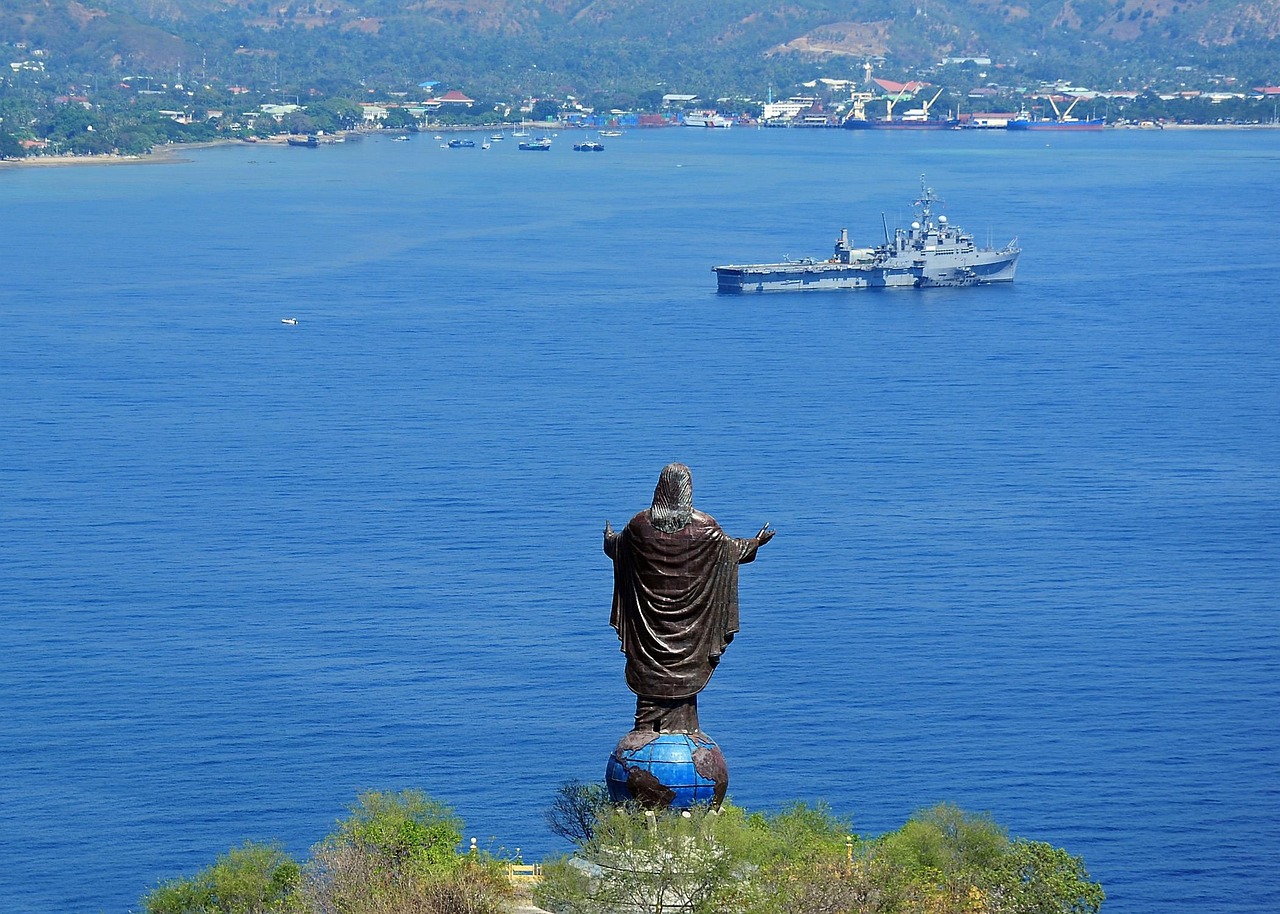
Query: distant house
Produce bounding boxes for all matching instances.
[872,79,930,97]
[434,90,474,107]
[260,103,301,120]
[359,104,389,124]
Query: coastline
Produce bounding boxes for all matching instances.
[0,139,237,171]
[2,121,1276,171]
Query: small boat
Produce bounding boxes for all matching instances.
[482,142,491,150]
[573,141,605,152]
[281,317,298,325]
[286,134,319,148]
[518,137,552,151]
[434,135,444,140]
[392,135,410,142]
[599,130,623,137]
[447,138,476,148]
[490,133,505,141]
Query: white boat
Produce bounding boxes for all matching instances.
[600,130,623,137]
[683,112,733,128]
[281,317,298,325]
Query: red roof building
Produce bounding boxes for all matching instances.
[872,78,931,96]
[434,90,475,106]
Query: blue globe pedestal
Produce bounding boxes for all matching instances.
[605,730,729,810]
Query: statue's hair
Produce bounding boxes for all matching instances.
[650,463,694,533]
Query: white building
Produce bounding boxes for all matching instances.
[762,96,818,121]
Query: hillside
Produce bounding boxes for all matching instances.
[2,0,1278,97]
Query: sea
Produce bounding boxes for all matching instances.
[1,125,1277,914]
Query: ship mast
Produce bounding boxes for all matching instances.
[914,175,942,226]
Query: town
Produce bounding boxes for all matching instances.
[3,44,1280,161]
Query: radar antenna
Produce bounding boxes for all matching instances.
[915,174,943,225]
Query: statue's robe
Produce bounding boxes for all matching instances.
[606,510,760,701]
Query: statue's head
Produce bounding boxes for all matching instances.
[650,463,694,533]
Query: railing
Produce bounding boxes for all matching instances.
[506,862,543,883]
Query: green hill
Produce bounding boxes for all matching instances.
[3,0,1278,99]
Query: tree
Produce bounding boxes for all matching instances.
[880,802,1009,876]
[332,789,463,877]
[539,804,741,914]
[0,131,26,158]
[537,795,1103,914]
[301,789,511,914]
[993,840,1106,914]
[305,98,361,131]
[142,841,302,914]
[545,781,612,847]
[381,106,418,129]
[531,98,560,121]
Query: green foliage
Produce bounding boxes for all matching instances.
[537,794,1103,914]
[142,841,302,914]
[881,802,1009,877]
[996,840,1107,914]
[381,107,419,130]
[0,130,25,158]
[143,789,512,914]
[305,98,362,132]
[332,789,464,879]
[530,99,561,121]
[538,803,743,914]
[302,789,509,914]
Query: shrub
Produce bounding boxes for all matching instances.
[142,840,302,914]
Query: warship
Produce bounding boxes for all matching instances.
[713,177,1019,293]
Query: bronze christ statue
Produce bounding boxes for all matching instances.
[604,463,774,734]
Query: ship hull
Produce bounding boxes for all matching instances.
[1006,118,1105,131]
[714,250,1019,294]
[843,118,958,130]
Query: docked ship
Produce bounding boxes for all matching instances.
[713,177,1019,293]
[683,112,733,128]
[1007,96,1104,131]
[843,86,957,130]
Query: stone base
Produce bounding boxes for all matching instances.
[605,729,728,810]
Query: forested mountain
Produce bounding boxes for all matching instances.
[3,0,1278,99]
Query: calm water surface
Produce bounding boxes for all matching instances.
[1,127,1277,913]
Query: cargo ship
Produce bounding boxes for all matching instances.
[842,86,957,130]
[1006,96,1105,131]
[713,177,1019,293]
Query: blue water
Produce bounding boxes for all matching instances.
[2,127,1277,913]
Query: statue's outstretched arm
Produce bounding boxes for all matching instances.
[736,523,775,564]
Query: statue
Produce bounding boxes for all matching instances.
[603,463,774,808]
